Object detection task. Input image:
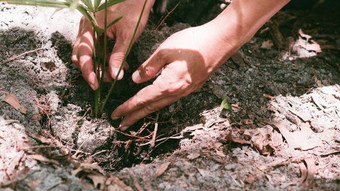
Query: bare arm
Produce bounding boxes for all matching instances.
[202,0,291,69]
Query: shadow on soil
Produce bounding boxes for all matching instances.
[0,3,339,189]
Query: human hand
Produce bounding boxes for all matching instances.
[72,0,154,90]
[111,25,236,130]
[111,0,291,130]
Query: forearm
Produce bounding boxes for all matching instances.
[201,0,290,69]
[218,0,289,45]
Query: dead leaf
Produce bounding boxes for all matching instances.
[88,174,106,189]
[231,51,245,67]
[261,40,274,49]
[241,119,254,125]
[28,154,59,166]
[72,163,106,176]
[298,29,312,40]
[4,93,27,114]
[215,149,227,158]
[214,142,223,148]
[299,161,308,184]
[271,121,322,150]
[249,127,283,156]
[305,158,316,183]
[245,174,256,184]
[27,179,42,189]
[129,172,144,191]
[154,162,171,178]
[225,131,251,145]
[106,175,133,191]
[28,133,53,144]
[291,29,321,58]
[196,168,214,178]
[187,153,200,160]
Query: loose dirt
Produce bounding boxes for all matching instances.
[0,1,339,190]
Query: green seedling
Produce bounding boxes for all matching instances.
[220,98,231,118]
[3,0,147,118]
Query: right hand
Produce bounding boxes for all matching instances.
[72,0,152,90]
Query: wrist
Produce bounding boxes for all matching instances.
[202,0,290,65]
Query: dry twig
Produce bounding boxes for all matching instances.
[2,47,46,65]
[150,112,160,148]
[154,2,180,30]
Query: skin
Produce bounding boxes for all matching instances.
[72,0,155,89]
[73,0,291,130]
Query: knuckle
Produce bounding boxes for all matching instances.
[141,66,157,78]
[160,77,192,95]
[133,94,147,107]
[110,52,125,65]
[143,104,157,115]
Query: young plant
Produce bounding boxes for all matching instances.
[4,0,147,118]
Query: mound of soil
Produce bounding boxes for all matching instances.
[0,1,339,190]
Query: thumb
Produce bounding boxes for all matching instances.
[109,38,129,80]
[132,50,166,84]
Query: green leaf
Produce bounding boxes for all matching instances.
[76,6,104,39]
[220,98,231,111]
[68,0,79,11]
[76,5,92,22]
[94,0,101,10]
[4,0,68,8]
[97,0,124,11]
[106,16,122,29]
[81,0,93,11]
[94,24,104,35]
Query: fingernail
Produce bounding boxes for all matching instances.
[132,71,141,83]
[89,82,96,90]
[89,73,98,90]
[89,81,97,90]
[112,68,123,80]
[119,125,129,131]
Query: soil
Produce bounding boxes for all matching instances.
[1,1,340,191]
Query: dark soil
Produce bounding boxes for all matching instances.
[0,1,339,190]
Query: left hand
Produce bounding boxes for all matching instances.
[111,25,235,130]
[72,0,153,90]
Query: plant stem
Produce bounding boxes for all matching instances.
[101,0,108,103]
[93,13,100,118]
[99,0,148,114]
[93,0,108,118]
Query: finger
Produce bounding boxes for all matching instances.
[118,95,181,130]
[102,61,128,82]
[109,37,131,80]
[79,54,98,90]
[112,60,189,120]
[75,27,99,90]
[72,17,88,67]
[72,36,81,66]
[111,82,166,120]
[132,49,167,84]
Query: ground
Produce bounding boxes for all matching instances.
[0,1,339,190]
